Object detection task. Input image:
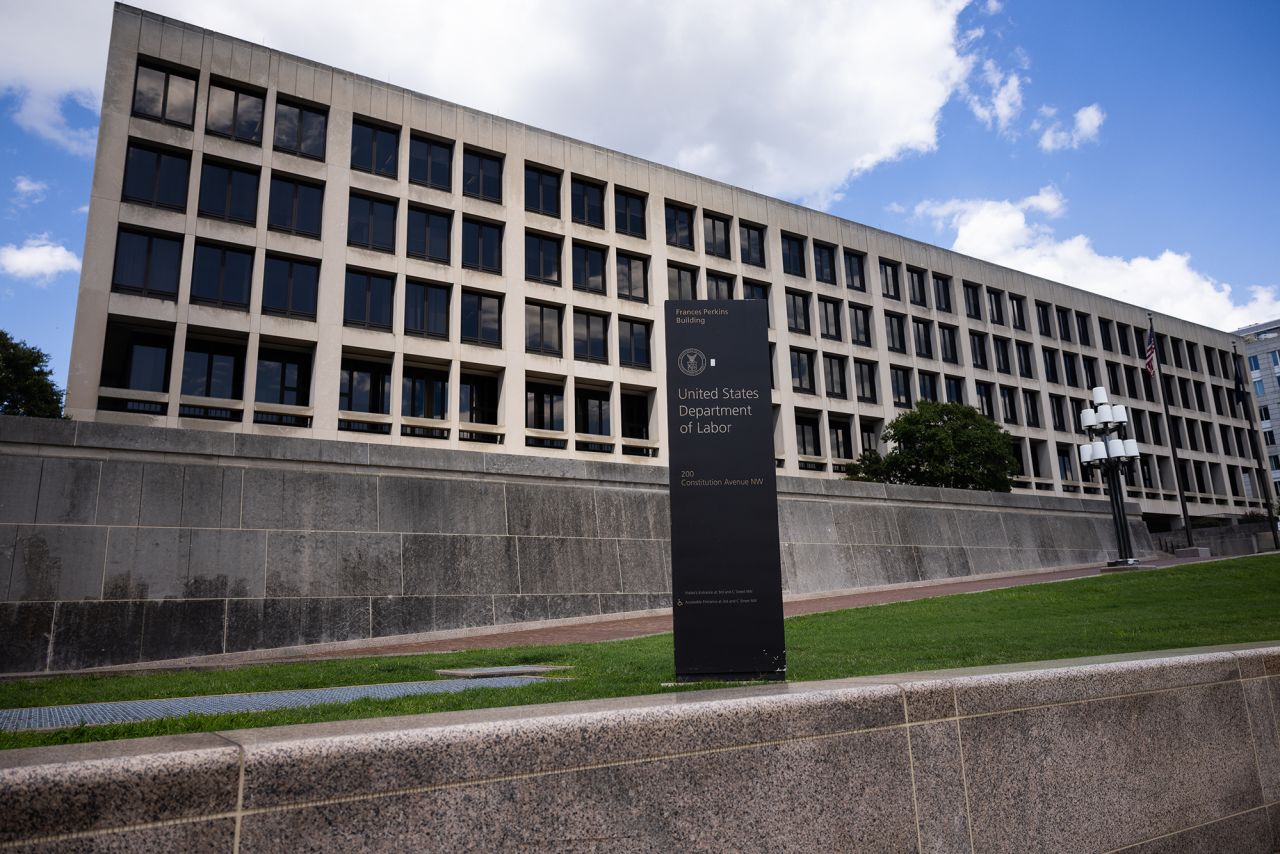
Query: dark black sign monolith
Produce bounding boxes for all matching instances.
[664,300,785,681]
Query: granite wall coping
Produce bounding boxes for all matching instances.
[3,642,1277,851]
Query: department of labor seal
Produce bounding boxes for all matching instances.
[677,348,708,377]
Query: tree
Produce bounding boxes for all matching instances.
[845,401,1017,492]
[0,330,64,418]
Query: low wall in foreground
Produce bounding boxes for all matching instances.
[0,416,1152,672]
[2,645,1277,851]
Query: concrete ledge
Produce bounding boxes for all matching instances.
[1176,546,1213,558]
[3,643,1278,851]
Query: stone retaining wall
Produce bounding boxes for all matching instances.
[0,415,1152,673]
[1,644,1277,851]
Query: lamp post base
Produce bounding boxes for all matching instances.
[1105,558,1142,569]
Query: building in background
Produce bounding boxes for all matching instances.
[1238,318,1280,496]
[66,4,1269,525]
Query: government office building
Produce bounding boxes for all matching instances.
[67,4,1269,524]
[1239,318,1280,493]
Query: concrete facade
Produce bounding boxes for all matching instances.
[0,415,1150,673]
[67,5,1267,525]
[1240,318,1280,496]
[3,644,1278,850]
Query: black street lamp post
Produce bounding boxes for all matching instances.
[1078,385,1141,567]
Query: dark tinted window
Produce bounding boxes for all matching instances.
[262,256,318,318]
[402,366,448,419]
[885,313,906,353]
[463,150,502,202]
[524,303,562,355]
[198,161,258,224]
[571,178,604,227]
[740,223,765,267]
[347,193,396,252]
[409,136,452,190]
[786,290,810,334]
[404,280,449,338]
[182,338,244,399]
[525,232,561,284]
[844,251,865,291]
[460,373,499,423]
[191,243,251,308]
[781,234,806,276]
[407,207,451,262]
[880,260,900,299]
[112,229,181,299]
[351,120,398,177]
[574,311,608,363]
[791,348,815,393]
[525,165,561,217]
[273,101,327,159]
[267,176,323,237]
[707,272,734,300]
[343,269,394,329]
[704,213,730,258]
[526,382,564,431]
[850,304,872,346]
[575,387,610,435]
[908,269,927,306]
[122,143,189,210]
[460,291,502,345]
[573,243,606,293]
[933,275,952,312]
[824,354,847,399]
[618,318,650,368]
[665,203,694,249]
[617,252,647,302]
[615,189,646,237]
[814,243,836,285]
[255,347,312,406]
[668,264,696,300]
[339,359,391,414]
[621,392,649,439]
[462,219,502,273]
[132,63,195,127]
[206,83,264,144]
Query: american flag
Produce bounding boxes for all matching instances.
[1144,325,1157,377]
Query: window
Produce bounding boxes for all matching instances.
[460,373,499,424]
[814,243,837,285]
[986,289,1005,325]
[707,272,734,300]
[461,291,502,345]
[262,255,318,319]
[796,413,822,458]
[132,62,196,127]
[1261,405,1271,422]
[704,213,731,259]
[970,332,989,370]
[615,189,646,237]
[622,392,650,440]
[525,165,561,217]
[824,354,847,399]
[343,269,394,330]
[576,387,611,436]
[525,303,562,355]
[1076,312,1093,346]
[618,318,651,368]
[462,219,503,273]
[1083,357,1099,389]
[665,202,694,249]
[859,422,880,456]
[945,375,965,404]
[850,304,873,347]
[182,338,244,400]
[347,193,396,252]
[527,382,564,431]
[405,280,448,338]
[999,386,1018,424]
[1062,353,1080,387]
[913,319,934,359]
[908,269,927,306]
[409,135,452,190]
[1050,395,1066,431]
[933,275,953,312]
[781,233,806,277]
[617,252,648,302]
[463,149,503,202]
[740,222,766,267]
[122,143,189,210]
[571,178,604,227]
[571,243,606,294]
[1042,348,1060,383]
[191,243,251,309]
[1118,323,1132,356]
[819,298,842,340]
[668,264,697,300]
[975,382,995,419]
[112,229,181,299]
[198,161,258,224]
[1036,301,1053,337]
[885,313,907,354]
[919,372,939,402]
[890,366,912,408]
[791,349,816,393]
[993,337,1011,374]
[574,311,608,363]
[1099,318,1114,351]
[525,232,561,285]
[206,83,263,143]
[407,207,451,262]
[786,290,810,334]
[854,360,878,403]
[1248,354,1261,372]
[743,280,770,325]
[256,348,311,406]
[402,366,448,420]
[101,323,172,397]
[1009,294,1027,331]
[267,175,323,237]
[880,260,901,300]
[844,251,866,291]
[830,417,854,460]
[339,359,391,414]
[1016,341,1035,379]
[1056,307,1073,342]
[273,100,326,159]
[351,119,398,178]
[963,282,982,320]
[940,325,959,364]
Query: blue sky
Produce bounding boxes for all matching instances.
[1,0,1278,392]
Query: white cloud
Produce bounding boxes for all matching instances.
[1039,103,1106,152]
[12,175,47,206]
[964,59,1024,134]
[914,187,1280,331]
[3,0,982,208]
[885,201,907,214]
[0,234,81,283]
[74,203,89,214]
[982,0,1003,13]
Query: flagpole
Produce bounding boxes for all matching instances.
[1148,313,1194,548]
[1232,344,1280,550]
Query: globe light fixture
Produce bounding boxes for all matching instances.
[1076,386,1141,566]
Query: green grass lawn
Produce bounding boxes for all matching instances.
[3,555,1278,751]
